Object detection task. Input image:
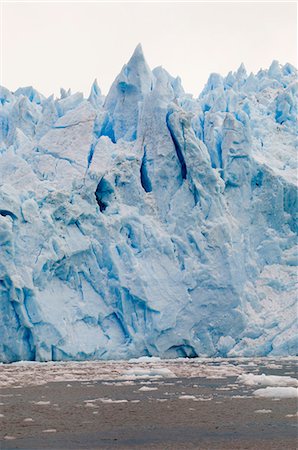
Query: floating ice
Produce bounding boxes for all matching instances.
[285,412,298,417]
[238,373,298,387]
[253,387,298,398]
[34,400,51,405]
[123,367,176,379]
[99,398,128,404]
[139,386,158,391]
[128,357,161,363]
[179,395,197,400]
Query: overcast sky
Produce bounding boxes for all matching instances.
[1,2,297,98]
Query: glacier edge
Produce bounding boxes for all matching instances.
[0,47,297,362]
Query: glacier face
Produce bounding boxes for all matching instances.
[0,46,297,362]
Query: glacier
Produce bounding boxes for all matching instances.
[0,45,297,362]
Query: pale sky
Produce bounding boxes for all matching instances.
[1,2,297,98]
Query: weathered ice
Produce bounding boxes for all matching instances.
[0,46,297,362]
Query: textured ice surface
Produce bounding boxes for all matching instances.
[0,46,297,362]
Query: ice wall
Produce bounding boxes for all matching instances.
[0,48,297,362]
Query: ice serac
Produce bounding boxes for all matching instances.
[0,47,297,362]
[104,43,153,142]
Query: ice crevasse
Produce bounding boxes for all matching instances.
[0,45,297,362]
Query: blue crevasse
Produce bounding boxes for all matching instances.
[0,46,297,362]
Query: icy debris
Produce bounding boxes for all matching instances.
[3,358,297,388]
[238,373,298,387]
[216,387,230,391]
[123,367,176,379]
[231,395,253,399]
[264,364,283,369]
[85,403,99,408]
[139,386,158,391]
[253,387,298,398]
[99,398,128,404]
[128,357,161,363]
[179,395,197,400]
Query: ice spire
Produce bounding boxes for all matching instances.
[268,60,282,79]
[88,79,104,108]
[236,63,247,82]
[103,44,154,141]
[105,44,152,109]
